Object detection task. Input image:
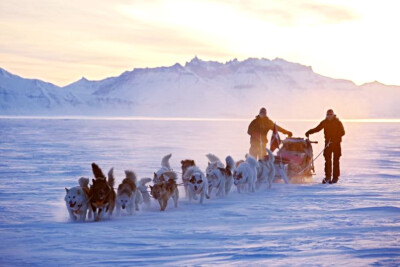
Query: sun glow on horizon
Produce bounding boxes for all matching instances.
[0,0,400,86]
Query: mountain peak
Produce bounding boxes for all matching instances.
[362,80,384,86]
[0,67,11,78]
[186,56,203,66]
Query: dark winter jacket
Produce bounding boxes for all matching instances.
[247,116,291,143]
[306,116,345,144]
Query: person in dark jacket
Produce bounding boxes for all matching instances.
[305,109,345,184]
[247,107,292,159]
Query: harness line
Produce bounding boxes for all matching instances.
[294,140,332,176]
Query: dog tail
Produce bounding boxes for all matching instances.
[92,163,106,179]
[266,148,275,165]
[245,154,258,168]
[225,156,235,171]
[138,177,151,187]
[206,153,221,163]
[125,170,137,184]
[108,168,115,187]
[78,177,90,188]
[161,153,172,169]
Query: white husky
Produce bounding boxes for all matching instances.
[153,154,178,184]
[205,153,225,177]
[116,171,150,215]
[137,177,152,207]
[185,166,209,204]
[233,155,258,193]
[207,156,235,197]
[256,149,276,189]
[65,177,92,222]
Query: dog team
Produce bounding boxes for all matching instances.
[65,151,275,222]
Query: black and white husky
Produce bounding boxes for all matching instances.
[233,155,258,193]
[65,177,92,222]
[207,156,235,197]
[153,153,178,184]
[256,149,276,189]
[185,166,209,204]
[116,171,151,215]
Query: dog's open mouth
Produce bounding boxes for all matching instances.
[69,201,76,208]
[73,204,83,214]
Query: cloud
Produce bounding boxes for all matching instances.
[215,0,359,26]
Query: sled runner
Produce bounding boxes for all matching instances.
[274,138,317,183]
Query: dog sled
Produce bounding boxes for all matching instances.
[274,137,317,183]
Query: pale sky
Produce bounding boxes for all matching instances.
[1,0,399,86]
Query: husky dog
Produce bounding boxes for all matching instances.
[185,166,209,203]
[65,177,92,222]
[207,156,235,197]
[153,154,178,184]
[150,179,179,211]
[256,149,276,189]
[89,163,116,221]
[205,153,225,178]
[233,155,258,193]
[181,159,196,198]
[116,170,145,215]
[137,177,152,207]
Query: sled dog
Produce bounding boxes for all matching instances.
[116,170,147,215]
[65,177,92,222]
[185,166,209,203]
[89,163,116,221]
[207,156,235,197]
[153,154,178,184]
[256,149,276,189]
[205,153,224,178]
[150,179,179,211]
[181,159,196,198]
[233,155,258,193]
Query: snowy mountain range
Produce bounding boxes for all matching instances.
[1,57,399,119]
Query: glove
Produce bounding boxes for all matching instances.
[305,131,310,138]
[287,131,293,137]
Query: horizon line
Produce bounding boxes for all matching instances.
[0,115,399,123]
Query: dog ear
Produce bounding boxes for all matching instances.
[191,160,195,165]
[181,160,184,164]
[65,188,69,193]
[92,179,96,184]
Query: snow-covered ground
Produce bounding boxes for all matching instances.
[0,118,399,266]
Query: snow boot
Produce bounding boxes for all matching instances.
[322,177,331,184]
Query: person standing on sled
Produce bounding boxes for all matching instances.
[247,107,293,160]
[305,109,345,184]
